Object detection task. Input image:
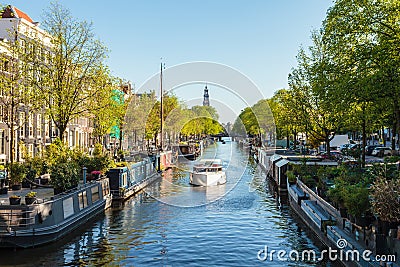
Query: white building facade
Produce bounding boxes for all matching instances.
[0,6,94,163]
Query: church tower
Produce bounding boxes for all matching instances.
[203,84,210,106]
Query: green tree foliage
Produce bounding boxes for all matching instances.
[323,0,400,158]
[90,67,125,144]
[32,2,109,141]
[288,31,348,154]
[180,105,224,137]
[125,91,156,147]
[232,99,274,144]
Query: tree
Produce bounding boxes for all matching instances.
[323,0,400,158]
[288,31,348,155]
[269,89,305,148]
[125,91,157,149]
[90,66,123,145]
[32,2,109,141]
[180,105,224,138]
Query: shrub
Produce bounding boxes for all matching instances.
[286,170,296,184]
[93,143,103,157]
[342,182,370,218]
[50,161,80,193]
[7,162,27,185]
[371,177,400,223]
[25,191,37,198]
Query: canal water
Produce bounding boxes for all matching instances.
[0,141,338,267]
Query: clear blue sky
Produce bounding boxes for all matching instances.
[5,0,334,122]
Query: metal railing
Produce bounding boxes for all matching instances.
[0,209,36,232]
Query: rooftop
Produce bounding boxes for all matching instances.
[1,5,34,24]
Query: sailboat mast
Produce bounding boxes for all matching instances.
[160,62,163,151]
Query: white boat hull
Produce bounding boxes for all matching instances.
[190,172,226,186]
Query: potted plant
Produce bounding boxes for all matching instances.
[0,165,7,194]
[9,194,21,205]
[286,170,296,185]
[90,170,101,180]
[25,191,37,205]
[50,161,80,195]
[7,162,27,190]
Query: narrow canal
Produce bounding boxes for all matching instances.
[1,141,339,267]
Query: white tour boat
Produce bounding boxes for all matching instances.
[190,159,226,186]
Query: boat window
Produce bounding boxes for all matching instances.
[78,191,88,210]
[63,197,74,219]
[91,186,100,203]
[102,180,110,197]
[121,173,127,187]
[131,169,136,184]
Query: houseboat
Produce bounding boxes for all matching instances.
[172,143,197,161]
[0,177,112,248]
[107,157,160,201]
[190,159,226,186]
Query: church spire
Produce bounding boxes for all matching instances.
[203,84,210,106]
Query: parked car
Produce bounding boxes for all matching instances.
[339,144,351,152]
[365,145,381,156]
[317,150,342,160]
[371,147,392,157]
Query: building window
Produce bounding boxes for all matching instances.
[37,114,42,138]
[28,144,33,158]
[29,113,34,137]
[44,116,50,137]
[19,112,25,137]
[51,125,57,138]
[0,130,4,154]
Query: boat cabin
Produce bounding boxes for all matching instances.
[193,160,223,173]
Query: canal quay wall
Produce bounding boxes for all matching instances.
[253,146,399,267]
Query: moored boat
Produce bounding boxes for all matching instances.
[190,159,226,186]
[107,158,160,201]
[0,177,111,248]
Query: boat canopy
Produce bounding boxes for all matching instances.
[193,159,223,172]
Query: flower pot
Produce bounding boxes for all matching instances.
[25,197,37,205]
[22,179,31,188]
[12,184,22,191]
[9,197,21,205]
[53,187,64,195]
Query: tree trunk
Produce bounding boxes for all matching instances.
[58,123,67,143]
[119,125,123,151]
[293,129,297,149]
[361,106,366,168]
[9,124,14,164]
[392,122,397,151]
[325,134,331,156]
[382,126,386,147]
[395,98,400,151]
[286,126,290,149]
